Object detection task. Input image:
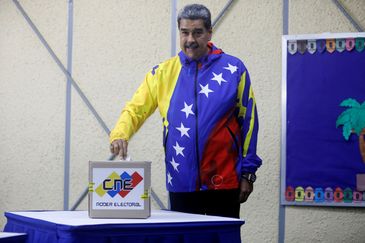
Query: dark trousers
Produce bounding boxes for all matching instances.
[169,189,240,218]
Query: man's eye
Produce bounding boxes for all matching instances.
[194,32,203,37]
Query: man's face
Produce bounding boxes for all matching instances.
[179,19,212,60]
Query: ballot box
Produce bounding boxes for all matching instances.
[88,161,151,218]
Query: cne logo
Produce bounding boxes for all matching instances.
[95,171,143,198]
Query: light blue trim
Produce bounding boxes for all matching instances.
[63,0,74,211]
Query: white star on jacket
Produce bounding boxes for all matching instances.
[170,157,180,172]
[167,172,173,185]
[199,83,214,98]
[181,102,194,118]
[173,141,185,157]
[223,63,238,74]
[176,122,190,138]
[211,72,227,85]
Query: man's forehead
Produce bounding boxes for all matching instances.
[179,18,206,29]
[179,26,205,31]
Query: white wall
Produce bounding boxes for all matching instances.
[0,0,364,242]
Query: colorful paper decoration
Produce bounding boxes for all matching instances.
[326,39,336,53]
[287,37,365,54]
[317,39,326,53]
[307,39,316,54]
[346,38,355,51]
[324,187,334,202]
[314,188,325,202]
[304,187,314,202]
[297,40,307,54]
[295,187,305,202]
[355,38,365,52]
[288,40,297,55]
[336,38,346,52]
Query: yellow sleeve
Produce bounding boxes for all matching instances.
[109,70,158,143]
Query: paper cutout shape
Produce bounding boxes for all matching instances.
[353,191,362,202]
[336,98,365,164]
[334,187,344,202]
[326,39,336,53]
[355,38,365,52]
[343,188,353,203]
[288,40,297,55]
[314,188,325,202]
[307,40,316,54]
[295,186,304,202]
[304,186,314,202]
[346,38,355,51]
[336,98,365,139]
[336,39,346,52]
[317,39,326,53]
[297,40,307,54]
[285,186,295,201]
[324,187,334,202]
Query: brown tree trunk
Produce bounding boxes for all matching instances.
[359,128,365,164]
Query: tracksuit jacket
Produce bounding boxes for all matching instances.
[110,43,262,192]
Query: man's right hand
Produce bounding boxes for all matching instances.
[110,139,128,160]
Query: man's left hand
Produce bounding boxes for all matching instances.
[239,179,253,203]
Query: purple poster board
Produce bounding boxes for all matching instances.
[281,33,365,207]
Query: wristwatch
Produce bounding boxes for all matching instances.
[241,173,256,183]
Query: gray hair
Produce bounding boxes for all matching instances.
[177,4,211,30]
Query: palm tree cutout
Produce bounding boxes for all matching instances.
[336,98,365,163]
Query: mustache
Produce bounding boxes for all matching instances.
[185,42,199,49]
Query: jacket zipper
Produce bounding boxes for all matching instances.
[194,62,201,189]
[226,125,240,154]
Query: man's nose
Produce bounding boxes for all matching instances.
[187,33,195,42]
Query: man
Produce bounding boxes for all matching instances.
[110,4,262,218]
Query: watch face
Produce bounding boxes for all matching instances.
[242,173,256,183]
[249,174,256,182]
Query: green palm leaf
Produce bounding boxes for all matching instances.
[343,123,352,140]
[336,98,365,140]
[340,98,360,108]
[336,110,351,128]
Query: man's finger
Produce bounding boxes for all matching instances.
[110,143,115,154]
[121,140,128,160]
[118,142,124,159]
[111,141,121,155]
